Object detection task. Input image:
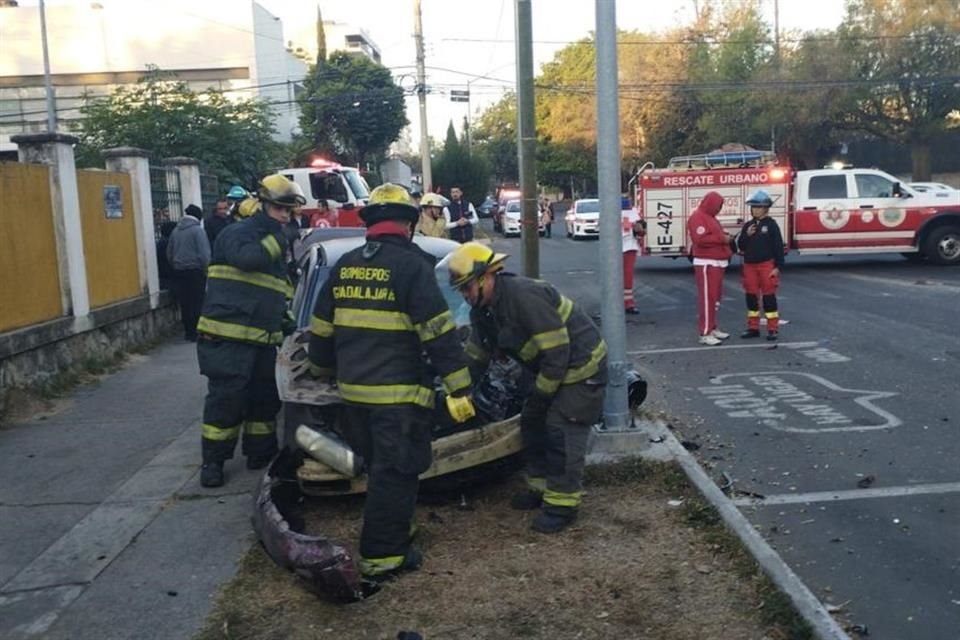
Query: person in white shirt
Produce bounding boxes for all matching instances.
[444,186,479,243]
[621,199,642,315]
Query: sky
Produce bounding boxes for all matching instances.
[13,0,849,148]
[260,0,849,148]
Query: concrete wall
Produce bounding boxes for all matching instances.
[0,142,183,418]
[0,295,178,418]
[0,163,62,332]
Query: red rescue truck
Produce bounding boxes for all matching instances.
[280,158,371,228]
[635,150,960,265]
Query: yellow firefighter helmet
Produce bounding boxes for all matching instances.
[447,241,509,288]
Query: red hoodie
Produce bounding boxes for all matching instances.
[687,191,732,260]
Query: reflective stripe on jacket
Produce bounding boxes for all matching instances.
[307,235,471,408]
[197,212,291,346]
[465,273,607,396]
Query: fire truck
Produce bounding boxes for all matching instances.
[279,158,372,227]
[634,150,960,265]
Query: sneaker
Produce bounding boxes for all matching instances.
[532,506,578,534]
[766,331,779,342]
[740,329,761,339]
[711,329,730,340]
[624,307,641,316]
[698,334,722,346]
[510,490,543,511]
[200,462,224,488]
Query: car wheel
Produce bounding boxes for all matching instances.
[923,225,960,265]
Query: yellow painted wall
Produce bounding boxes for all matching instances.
[0,163,63,333]
[77,170,141,308]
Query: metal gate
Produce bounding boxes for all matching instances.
[150,166,182,240]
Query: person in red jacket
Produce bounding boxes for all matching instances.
[687,191,732,345]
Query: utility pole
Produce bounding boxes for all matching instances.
[414,0,432,192]
[39,0,57,132]
[771,0,780,154]
[515,0,538,277]
[595,0,629,431]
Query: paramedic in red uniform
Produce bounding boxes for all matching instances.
[736,189,784,341]
[687,191,732,346]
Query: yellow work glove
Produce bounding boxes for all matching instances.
[446,395,476,424]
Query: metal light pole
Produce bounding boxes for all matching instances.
[595,0,629,431]
[414,0,432,191]
[515,0,538,278]
[39,0,57,132]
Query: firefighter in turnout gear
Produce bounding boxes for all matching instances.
[307,183,476,581]
[195,174,305,488]
[736,189,784,341]
[450,242,608,534]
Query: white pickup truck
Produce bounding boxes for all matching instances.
[636,154,960,264]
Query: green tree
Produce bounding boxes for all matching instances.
[433,121,490,204]
[836,0,960,179]
[298,52,407,168]
[472,92,518,184]
[74,69,283,186]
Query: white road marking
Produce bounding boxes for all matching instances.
[629,341,818,355]
[705,371,901,433]
[733,481,960,507]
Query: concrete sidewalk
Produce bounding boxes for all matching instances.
[0,339,262,640]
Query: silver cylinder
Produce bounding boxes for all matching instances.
[296,425,364,478]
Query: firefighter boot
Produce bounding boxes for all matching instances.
[740,329,761,339]
[510,490,543,511]
[362,546,424,582]
[532,505,578,534]
[766,331,779,342]
[200,462,225,488]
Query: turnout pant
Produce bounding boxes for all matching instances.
[622,249,638,310]
[693,263,726,336]
[742,260,779,332]
[197,339,280,464]
[342,405,433,574]
[172,268,206,340]
[522,378,606,509]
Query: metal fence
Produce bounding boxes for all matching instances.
[150,166,182,240]
[200,173,221,216]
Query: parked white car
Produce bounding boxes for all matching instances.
[565,198,600,239]
[502,199,544,237]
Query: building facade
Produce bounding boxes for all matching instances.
[0,0,308,150]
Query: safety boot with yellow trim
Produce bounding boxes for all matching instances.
[360,546,423,582]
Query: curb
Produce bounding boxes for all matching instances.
[643,419,851,640]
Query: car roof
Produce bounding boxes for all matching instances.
[316,234,461,266]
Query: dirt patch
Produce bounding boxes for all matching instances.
[197,459,811,640]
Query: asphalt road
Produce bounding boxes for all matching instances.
[483,219,960,640]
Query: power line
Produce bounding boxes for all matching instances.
[442,32,960,47]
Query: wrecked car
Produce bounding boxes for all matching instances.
[276,234,530,497]
[256,231,647,600]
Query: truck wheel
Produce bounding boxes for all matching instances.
[924,226,960,265]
